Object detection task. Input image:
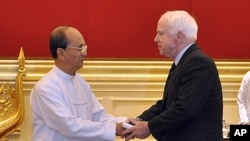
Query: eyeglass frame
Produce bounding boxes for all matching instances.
[66,44,87,54]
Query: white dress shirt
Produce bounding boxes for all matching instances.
[174,42,194,65]
[30,65,126,141]
[237,71,250,124]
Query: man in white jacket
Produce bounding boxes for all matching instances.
[237,71,250,125]
[30,26,126,141]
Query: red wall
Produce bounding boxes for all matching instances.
[1,0,250,59]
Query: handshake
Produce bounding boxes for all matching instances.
[116,118,151,141]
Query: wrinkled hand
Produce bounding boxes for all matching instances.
[116,122,125,136]
[122,118,151,141]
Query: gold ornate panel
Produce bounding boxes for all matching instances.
[0,48,26,140]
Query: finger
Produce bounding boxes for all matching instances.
[126,118,135,123]
[129,118,137,125]
[122,128,132,136]
[125,133,135,141]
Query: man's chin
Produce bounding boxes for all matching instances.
[159,51,164,56]
[79,62,84,68]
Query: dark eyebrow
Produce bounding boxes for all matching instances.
[81,43,87,47]
[76,44,85,48]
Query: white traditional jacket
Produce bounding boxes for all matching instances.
[30,66,126,141]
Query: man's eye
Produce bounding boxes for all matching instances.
[158,32,165,36]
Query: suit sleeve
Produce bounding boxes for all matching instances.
[137,99,164,121]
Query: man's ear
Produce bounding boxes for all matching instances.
[175,32,184,44]
[57,48,64,57]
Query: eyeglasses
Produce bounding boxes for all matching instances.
[67,44,87,54]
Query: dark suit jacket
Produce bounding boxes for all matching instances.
[138,43,223,141]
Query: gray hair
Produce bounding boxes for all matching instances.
[161,10,198,40]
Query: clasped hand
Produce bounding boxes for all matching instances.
[116,118,151,141]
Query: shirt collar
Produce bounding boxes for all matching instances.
[174,42,194,65]
[53,65,75,81]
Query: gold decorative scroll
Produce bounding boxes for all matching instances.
[0,47,26,139]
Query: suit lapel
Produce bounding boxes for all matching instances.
[162,43,199,102]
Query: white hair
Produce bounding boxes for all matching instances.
[161,10,198,40]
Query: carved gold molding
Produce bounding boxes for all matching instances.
[0,48,26,140]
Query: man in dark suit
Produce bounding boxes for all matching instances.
[123,10,223,141]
